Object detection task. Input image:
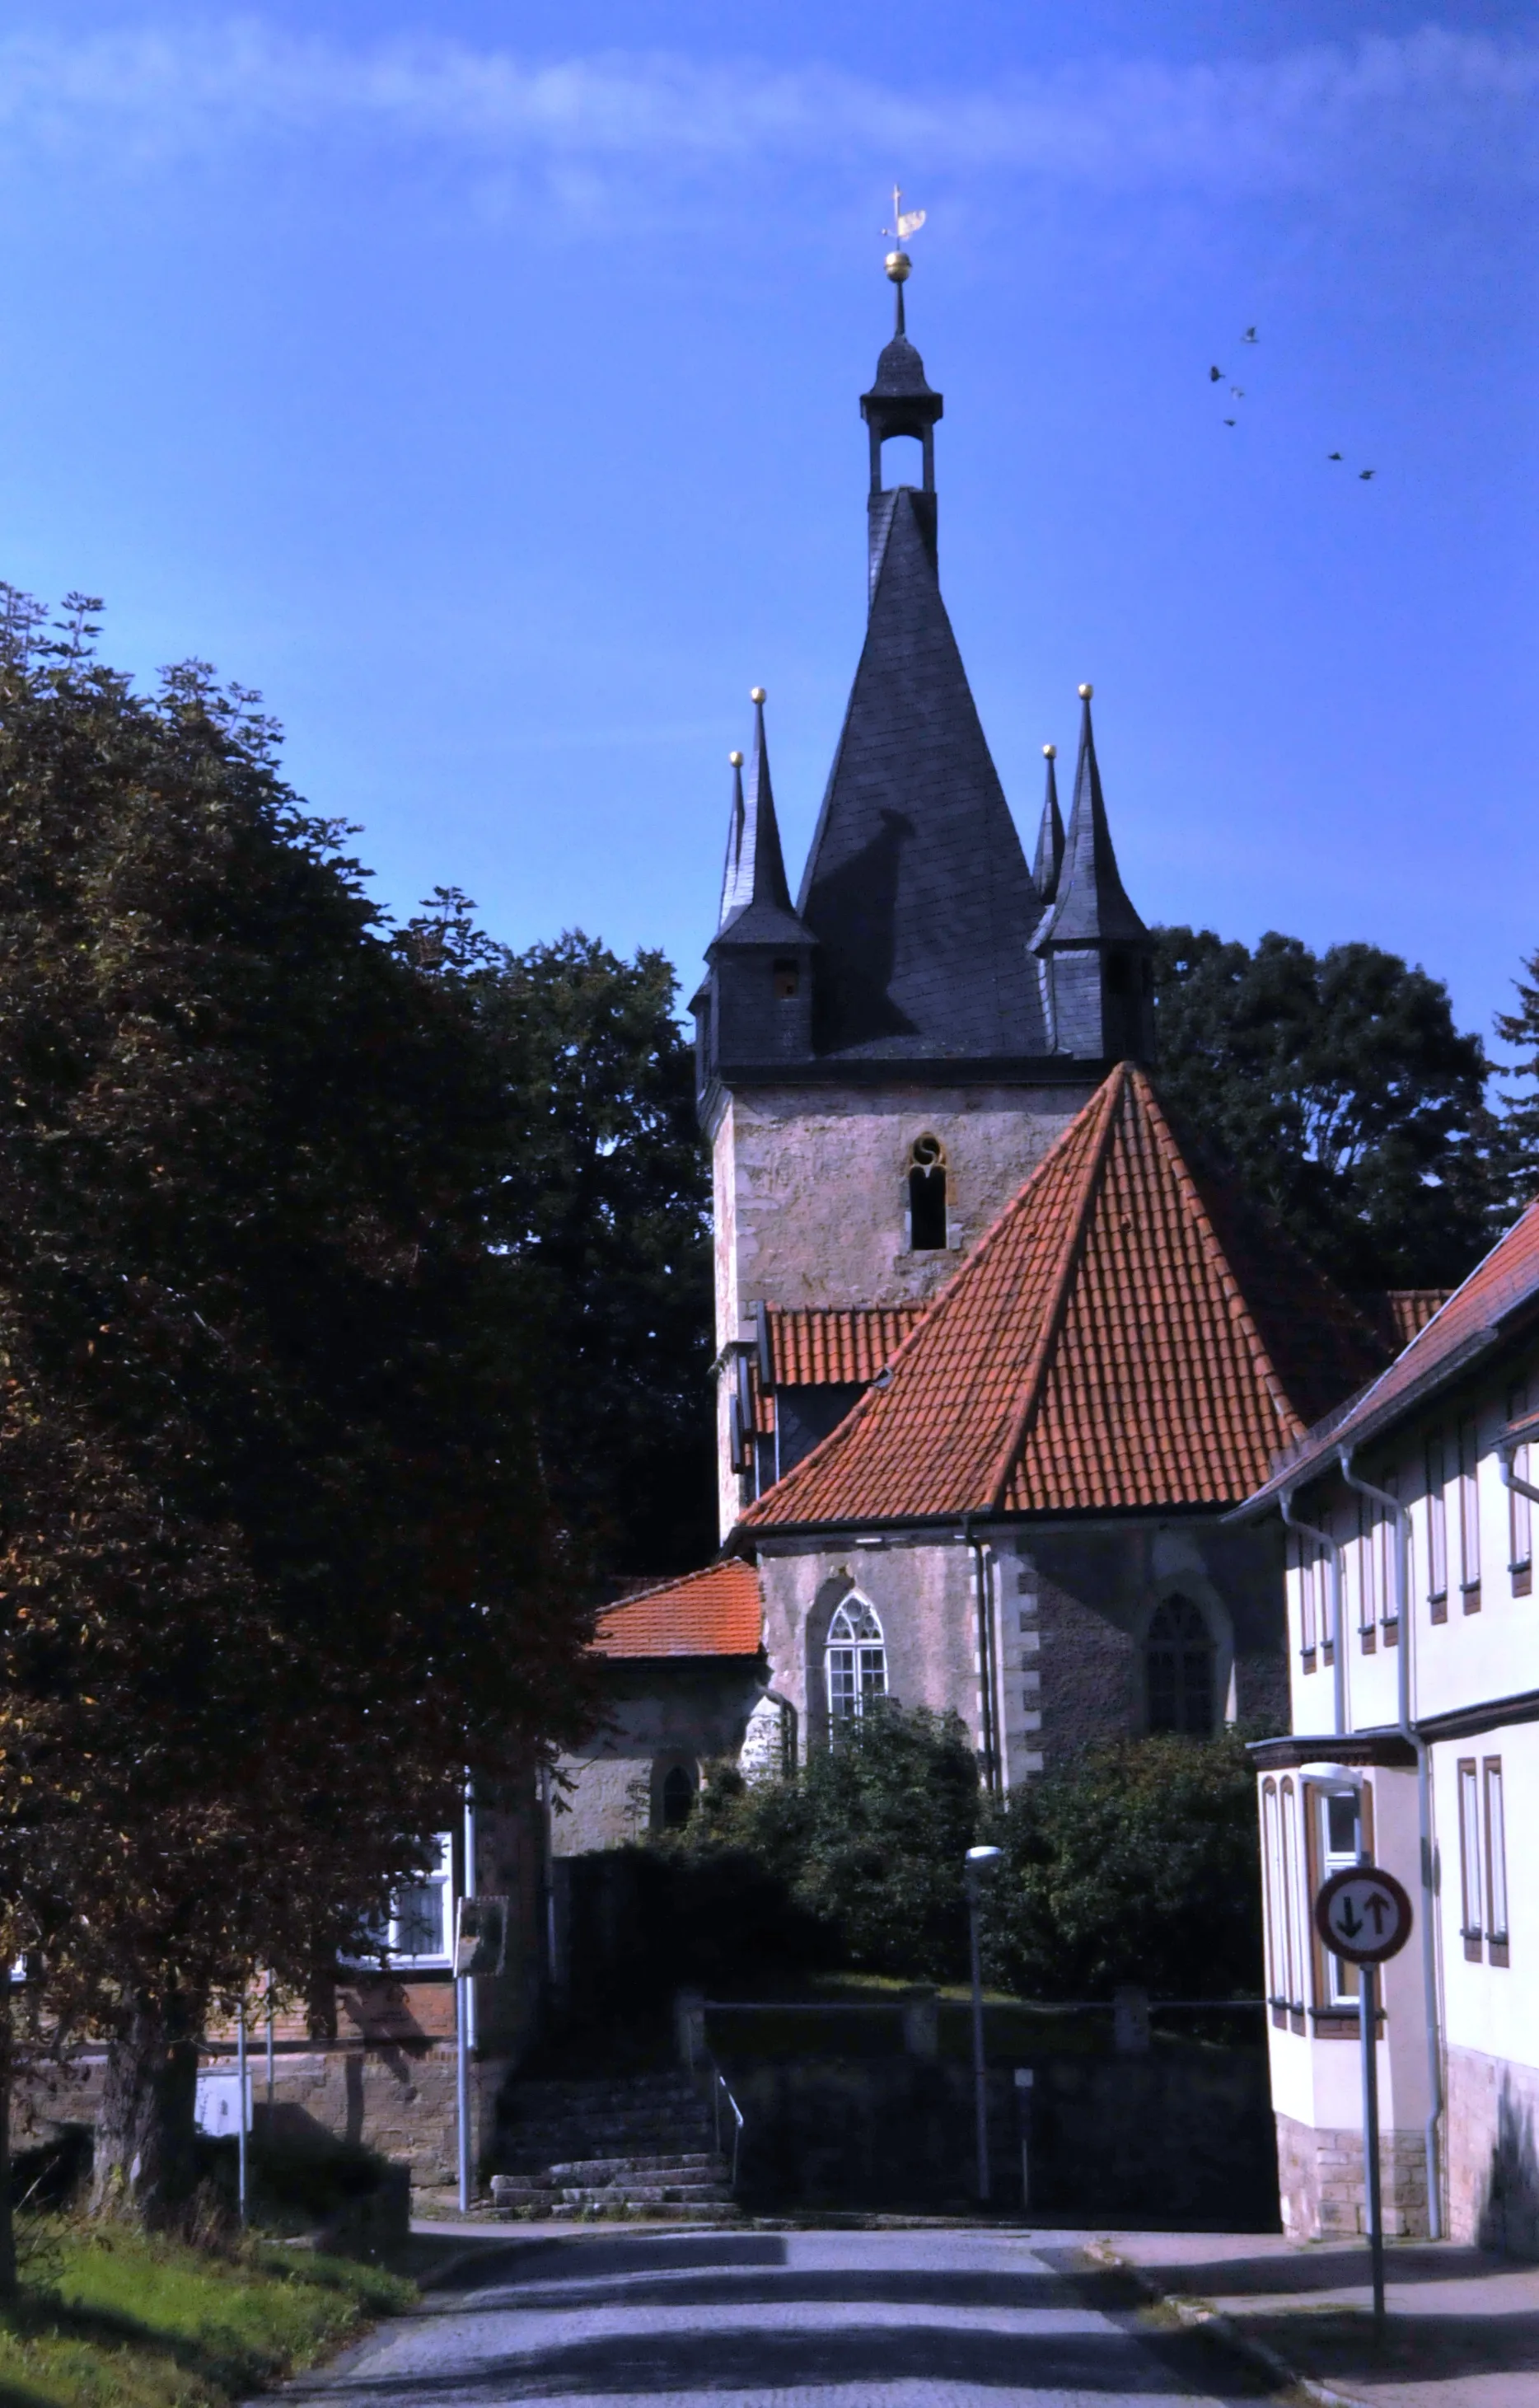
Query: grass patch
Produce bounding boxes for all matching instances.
[0,2219,414,2408]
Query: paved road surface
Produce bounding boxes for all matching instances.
[296,2228,1272,2407]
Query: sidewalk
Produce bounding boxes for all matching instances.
[1094,2229,1539,2408]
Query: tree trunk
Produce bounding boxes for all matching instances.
[90,1991,200,2227]
[0,1999,16,2301]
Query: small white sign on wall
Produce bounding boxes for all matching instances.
[194,2071,252,2137]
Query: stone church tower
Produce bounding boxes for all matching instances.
[694,274,1154,1535]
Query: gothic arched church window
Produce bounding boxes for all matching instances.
[1146,1595,1215,1736]
[826,1599,887,1731]
[908,1135,947,1252]
[658,1763,697,1829]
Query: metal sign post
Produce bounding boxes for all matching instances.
[1314,1865,1415,2343]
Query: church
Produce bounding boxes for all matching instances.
[554,256,1395,1851]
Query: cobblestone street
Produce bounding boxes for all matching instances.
[292,2228,1271,2406]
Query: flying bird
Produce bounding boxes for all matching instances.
[1242,326,1258,343]
[1328,451,1343,461]
[1230,386,1245,398]
[1223,417,1237,426]
[1359,469,1377,481]
[1209,366,1223,382]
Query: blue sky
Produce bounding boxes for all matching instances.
[0,2,1534,1047]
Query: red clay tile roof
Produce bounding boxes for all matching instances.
[1385,1290,1453,1347]
[765,1306,926,1387]
[741,1063,1388,1530]
[589,1560,763,1658]
[1248,1197,1539,1506]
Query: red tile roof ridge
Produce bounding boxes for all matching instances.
[1135,1069,1306,1449]
[740,1070,1134,1530]
[985,1067,1126,1509]
[1242,1196,1539,1506]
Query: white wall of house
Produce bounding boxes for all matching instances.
[1258,1337,1539,2249]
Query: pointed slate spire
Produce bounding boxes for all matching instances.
[1032,743,1064,905]
[714,690,812,949]
[1038,687,1148,949]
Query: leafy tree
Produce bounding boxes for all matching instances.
[1494,948,1539,1216]
[684,1707,982,1982]
[400,908,715,1583]
[0,594,593,2241]
[980,1735,1262,2003]
[1153,926,1499,1291]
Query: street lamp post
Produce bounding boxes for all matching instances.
[964,1844,1003,2204]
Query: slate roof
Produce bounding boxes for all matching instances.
[740,1063,1389,1530]
[1036,690,1148,951]
[590,1560,764,1659]
[1243,1197,1539,1509]
[795,482,1049,1060]
[715,693,814,951]
[765,1305,926,1386]
[1031,749,1064,907]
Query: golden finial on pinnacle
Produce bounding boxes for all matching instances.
[1042,743,1057,759]
[728,751,744,767]
[750,687,766,705]
[882,187,925,326]
[1078,682,1094,700]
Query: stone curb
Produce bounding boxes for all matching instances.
[1082,2239,1365,2408]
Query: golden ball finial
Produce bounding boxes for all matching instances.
[885,249,911,283]
[750,686,767,705]
[1078,682,1093,700]
[1042,743,1057,760]
[728,750,744,768]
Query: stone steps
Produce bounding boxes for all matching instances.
[491,2071,741,2222]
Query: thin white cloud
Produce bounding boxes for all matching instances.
[0,21,1532,197]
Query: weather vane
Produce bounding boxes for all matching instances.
[881,185,926,333]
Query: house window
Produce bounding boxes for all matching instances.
[1279,1778,1304,2017]
[1509,1386,1532,1598]
[1292,1534,1317,1666]
[1262,1780,1286,2022]
[907,1136,947,1252]
[357,1832,454,1968]
[1145,1595,1214,1736]
[1459,1759,1484,1959]
[659,1763,697,1830]
[773,958,800,1001]
[1485,1759,1510,1966]
[826,1599,886,1730]
[1426,1434,1448,1622]
[1318,1789,1363,2009]
[1459,1420,1481,1609]
[1357,1497,1378,1651]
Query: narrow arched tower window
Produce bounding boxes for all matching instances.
[908,1136,947,1252]
[659,1763,697,1829]
[1146,1595,1215,1736]
[826,1600,886,1731]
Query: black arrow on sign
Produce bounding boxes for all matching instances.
[1366,1892,1391,1934]
[1336,1899,1364,1939]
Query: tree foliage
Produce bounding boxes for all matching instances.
[1494,947,1539,1218]
[0,595,593,2227]
[980,1734,1263,2003]
[1152,925,1499,1291]
[399,908,715,1584]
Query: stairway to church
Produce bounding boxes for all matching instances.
[489,2071,741,2222]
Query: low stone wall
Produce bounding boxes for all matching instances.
[1447,2045,1539,2257]
[1275,2113,1429,2241]
[11,2043,508,2193]
[723,2050,1278,2224]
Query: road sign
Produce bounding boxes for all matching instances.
[1314,1867,1413,1965]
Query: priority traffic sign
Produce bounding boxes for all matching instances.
[1313,1867,1414,1965]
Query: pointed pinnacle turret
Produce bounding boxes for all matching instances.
[1036,685,1148,950]
[714,690,812,948]
[1032,743,1064,904]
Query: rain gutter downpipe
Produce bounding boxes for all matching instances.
[1338,1445,1443,2240]
[1279,1488,1346,1737]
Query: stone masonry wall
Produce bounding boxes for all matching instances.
[1447,2043,1539,2258]
[1275,2113,1429,2241]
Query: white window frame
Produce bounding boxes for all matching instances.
[1317,1787,1363,2008]
[344,1832,455,1970]
[826,1598,887,1731]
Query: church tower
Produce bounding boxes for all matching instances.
[695,251,1152,1534]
